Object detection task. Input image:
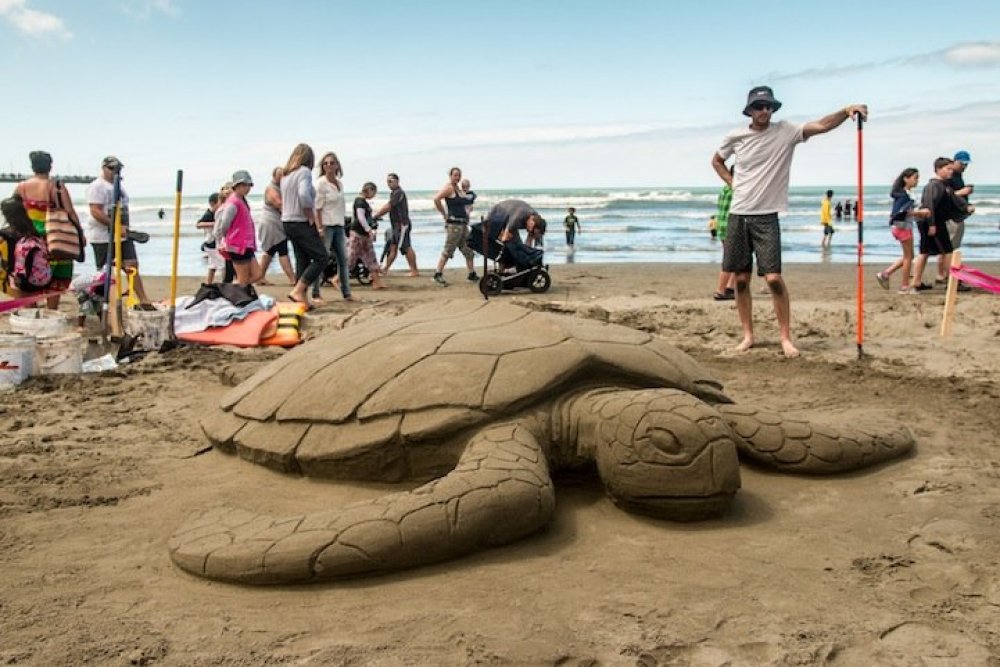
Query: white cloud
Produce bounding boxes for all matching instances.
[943,41,1000,67]
[0,0,71,39]
[119,0,180,20]
[772,40,1000,81]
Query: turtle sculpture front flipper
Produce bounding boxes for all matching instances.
[170,422,555,584]
[717,405,915,473]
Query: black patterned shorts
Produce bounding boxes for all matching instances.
[722,213,782,275]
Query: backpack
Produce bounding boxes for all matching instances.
[11,235,52,293]
[0,226,16,295]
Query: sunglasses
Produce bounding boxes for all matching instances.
[750,102,773,111]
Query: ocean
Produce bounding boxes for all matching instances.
[68,186,1000,277]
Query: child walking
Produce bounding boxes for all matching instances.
[876,168,928,294]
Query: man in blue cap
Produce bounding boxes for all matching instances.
[938,150,974,287]
[711,85,867,358]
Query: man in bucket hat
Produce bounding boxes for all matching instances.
[711,86,867,358]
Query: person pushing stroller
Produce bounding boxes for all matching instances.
[491,199,547,270]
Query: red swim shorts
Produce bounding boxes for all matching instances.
[891,227,913,243]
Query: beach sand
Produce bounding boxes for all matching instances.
[2,262,1000,665]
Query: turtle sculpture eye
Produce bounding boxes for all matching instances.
[634,427,691,464]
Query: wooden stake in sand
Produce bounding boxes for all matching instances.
[940,250,962,337]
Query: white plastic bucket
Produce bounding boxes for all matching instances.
[33,333,83,375]
[0,333,36,389]
[9,308,70,337]
[124,307,171,352]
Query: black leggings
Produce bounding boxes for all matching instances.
[283,221,329,285]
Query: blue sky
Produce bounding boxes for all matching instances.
[2,0,999,196]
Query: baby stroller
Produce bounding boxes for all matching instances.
[468,218,551,296]
[322,217,373,286]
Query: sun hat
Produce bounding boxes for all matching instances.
[102,155,124,170]
[953,150,971,163]
[743,86,782,117]
[231,170,254,187]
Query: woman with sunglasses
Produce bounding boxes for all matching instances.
[314,151,352,301]
[280,143,328,307]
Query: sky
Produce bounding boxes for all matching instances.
[2,0,1000,196]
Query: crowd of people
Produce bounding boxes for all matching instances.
[1,144,550,317]
[1,104,985,354]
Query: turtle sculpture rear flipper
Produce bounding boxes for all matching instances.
[169,422,555,584]
[717,405,915,473]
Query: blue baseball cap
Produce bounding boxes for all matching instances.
[954,150,971,163]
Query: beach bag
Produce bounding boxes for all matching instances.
[11,235,52,293]
[0,226,16,295]
[46,180,85,261]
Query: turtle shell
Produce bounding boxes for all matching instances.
[202,300,730,478]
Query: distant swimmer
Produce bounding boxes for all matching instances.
[157,207,165,220]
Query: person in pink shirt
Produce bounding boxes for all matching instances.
[216,170,262,286]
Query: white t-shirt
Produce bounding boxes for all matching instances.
[716,120,806,215]
[314,177,346,227]
[85,178,130,243]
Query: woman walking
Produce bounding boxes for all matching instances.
[280,143,328,307]
[314,151,352,301]
[347,182,386,290]
[431,167,477,286]
[257,167,296,286]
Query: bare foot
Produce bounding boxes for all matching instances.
[373,284,388,290]
[781,339,800,358]
[311,297,326,306]
[257,279,272,286]
[734,337,754,353]
[407,271,419,277]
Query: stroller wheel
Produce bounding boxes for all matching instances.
[529,269,551,293]
[480,273,503,296]
[354,262,373,285]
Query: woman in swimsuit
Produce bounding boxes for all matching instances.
[14,151,81,309]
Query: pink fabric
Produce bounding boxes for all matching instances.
[949,265,1000,294]
[347,231,378,272]
[222,194,257,254]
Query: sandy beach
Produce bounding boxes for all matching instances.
[2,261,1000,666]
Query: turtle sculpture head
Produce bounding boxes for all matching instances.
[567,387,741,521]
[170,300,914,585]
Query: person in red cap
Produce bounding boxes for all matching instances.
[711,86,867,358]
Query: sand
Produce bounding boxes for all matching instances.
[2,261,1000,666]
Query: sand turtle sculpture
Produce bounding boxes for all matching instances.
[170,300,914,584]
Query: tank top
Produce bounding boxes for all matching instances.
[445,187,469,222]
[260,182,281,227]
